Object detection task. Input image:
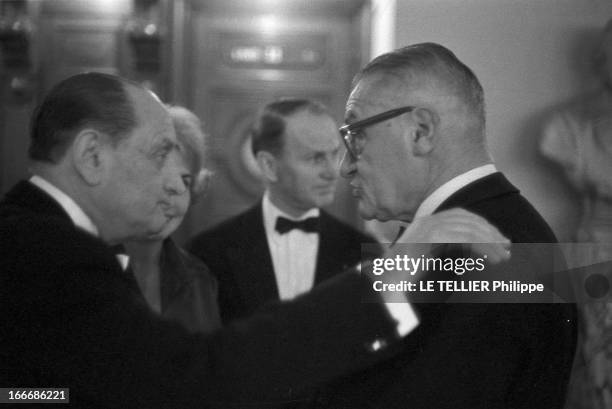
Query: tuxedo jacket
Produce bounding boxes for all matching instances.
[188,202,381,323]
[0,181,400,409]
[320,172,578,409]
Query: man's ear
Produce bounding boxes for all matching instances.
[71,129,108,185]
[255,150,279,183]
[411,107,437,156]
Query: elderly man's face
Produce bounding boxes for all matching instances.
[340,74,428,222]
[101,87,191,242]
[271,110,340,214]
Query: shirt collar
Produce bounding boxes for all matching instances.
[30,175,100,237]
[262,190,320,237]
[413,164,497,219]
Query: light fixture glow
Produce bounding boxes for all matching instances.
[259,14,280,34]
[97,0,126,13]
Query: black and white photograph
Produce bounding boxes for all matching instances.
[1,0,611,408]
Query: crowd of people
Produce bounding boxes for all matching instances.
[0,42,577,408]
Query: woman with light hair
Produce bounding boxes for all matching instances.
[123,105,219,333]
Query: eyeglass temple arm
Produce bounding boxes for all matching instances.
[341,106,415,133]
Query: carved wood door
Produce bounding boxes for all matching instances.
[177,0,368,240]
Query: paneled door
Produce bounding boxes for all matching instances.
[178,0,369,240]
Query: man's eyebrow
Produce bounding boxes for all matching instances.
[147,135,177,155]
[344,110,357,124]
[307,146,340,157]
[158,129,180,146]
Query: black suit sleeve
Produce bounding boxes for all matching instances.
[1,217,399,408]
[322,244,577,409]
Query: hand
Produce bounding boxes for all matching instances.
[370,209,511,303]
[394,208,511,264]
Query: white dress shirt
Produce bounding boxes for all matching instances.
[262,191,319,300]
[29,175,129,270]
[263,191,418,337]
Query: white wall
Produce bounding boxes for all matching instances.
[371,0,396,58]
[393,0,612,240]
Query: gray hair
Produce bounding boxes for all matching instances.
[167,105,211,199]
[354,43,486,131]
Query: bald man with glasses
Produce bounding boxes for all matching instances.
[315,43,578,409]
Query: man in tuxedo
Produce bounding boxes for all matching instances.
[189,98,380,324]
[0,72,489,408]
[318,42,578,409]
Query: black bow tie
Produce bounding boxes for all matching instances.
[275,216,320,234]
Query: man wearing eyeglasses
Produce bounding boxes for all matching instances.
[316,43,577,409]
[0,72,512,408]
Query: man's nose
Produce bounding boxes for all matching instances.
[164,172,187,196]
[320,156,339,181]
[340,151,356,179]
[164,159,188,196]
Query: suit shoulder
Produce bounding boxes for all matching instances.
[472,193,557,243]
[187,204,262,263]
[189,207,256,245]
[1,209,103,253]
[0,210,121,304]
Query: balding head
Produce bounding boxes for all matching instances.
[28,72,188,244]
[340,43,492,222]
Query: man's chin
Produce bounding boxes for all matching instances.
[357,205,377,221]
[358,204,394,222]
[143,231,166,241]
[143,223,172,241]
[314,193,335,208]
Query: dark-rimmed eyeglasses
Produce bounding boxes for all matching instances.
[339,106,415,160]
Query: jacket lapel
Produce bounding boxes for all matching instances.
[314,211,339,285]
[314,210,334,285]
[227,202,280,307]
